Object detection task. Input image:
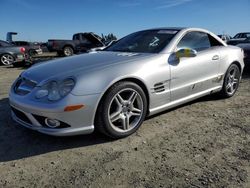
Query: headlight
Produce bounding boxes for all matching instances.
[48,81,61,101]
[35,78,75,101]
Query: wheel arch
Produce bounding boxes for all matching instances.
[118,78,150,112]
[94,77,150,126]
[230,61,242,73]
[63,44,74,51]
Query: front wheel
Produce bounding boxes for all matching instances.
[220,64,241,98]
[96,81,148,139]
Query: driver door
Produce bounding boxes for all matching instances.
[170,31,221,101]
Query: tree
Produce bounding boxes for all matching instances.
[101,33,117,44]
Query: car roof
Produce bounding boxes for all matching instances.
[139,27,215,34]
[15,41,28,43]
[145,27,186,31]
[236,32,250,34]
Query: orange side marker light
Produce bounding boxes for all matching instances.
[64,105,84,112]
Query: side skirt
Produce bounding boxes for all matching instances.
[149,86,222,116]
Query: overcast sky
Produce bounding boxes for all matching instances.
[0,0,250,42]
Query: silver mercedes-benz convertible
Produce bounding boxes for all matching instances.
[9,27,244,138]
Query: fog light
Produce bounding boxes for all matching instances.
[45,118,60,128]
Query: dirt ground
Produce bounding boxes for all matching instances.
[0,64,249,188]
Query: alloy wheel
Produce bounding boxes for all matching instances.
[108,88,144,133]
[225,66,240,95]
[1,54,14,65]
[64,47,73,56]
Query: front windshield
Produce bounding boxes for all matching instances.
[233,33,250,39]
[105,30,178,53]
[233,34,240,39]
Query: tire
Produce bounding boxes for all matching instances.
[63,46,74,56]
[220,64,241,98]
[96,81,148,139]
[0,54,14,65]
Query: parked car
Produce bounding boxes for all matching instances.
[217,34,231,43]
[12,41,42,56]
[9,27,244,138]
[0,40,26,65]
[237,43,250,67]
[47,32,105,56]
[227,32,250,45]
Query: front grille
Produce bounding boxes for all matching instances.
[11,107,32,125]
[14,77,37,95]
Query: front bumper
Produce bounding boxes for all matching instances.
[9,92,101,136]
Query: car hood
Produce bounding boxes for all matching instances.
[230,38,246,42]
[237,43,250,50]
[22,51,156,84]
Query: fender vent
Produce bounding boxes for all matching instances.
[153,82,165,93]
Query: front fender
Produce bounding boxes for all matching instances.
[71,62,145,96]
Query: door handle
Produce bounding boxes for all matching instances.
[212,55,220,61]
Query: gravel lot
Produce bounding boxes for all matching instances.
[0,64,249,188]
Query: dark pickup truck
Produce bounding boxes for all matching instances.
[47,32,105,56]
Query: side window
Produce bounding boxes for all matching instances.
[73,35,80,40]
[80,35,91,44]
[234,34,240,39]
[208,34,223,47]
[241,34,247,38]
[177,31,211,52]
[21,42,28,46]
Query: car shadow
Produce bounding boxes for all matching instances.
[0,98,113,162]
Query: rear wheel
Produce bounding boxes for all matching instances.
[96,81,147,139]
[1,54,14,65]
[220,64,241,98]
[63,46,74,56]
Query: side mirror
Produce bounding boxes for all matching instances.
[175,48,197,58]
